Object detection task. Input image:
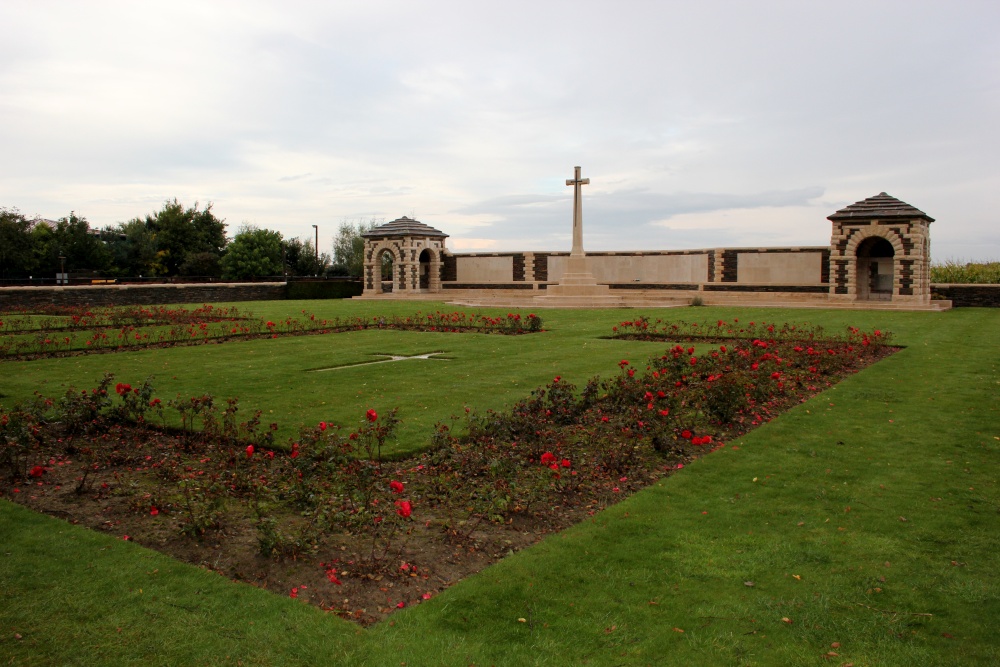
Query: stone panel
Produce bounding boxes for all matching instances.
[442,254,457,281]
[455,255,515,282]
[533,254,549,282]
[703,284,829,293]
[513,254,526,281]
[609,283,699,291]
[721,250,739,282]
[736,251,824,284]
[546,253,708,283]
[442,283,535,290]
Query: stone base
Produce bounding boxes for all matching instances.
[544,254,611,298]
[543,280,611,298]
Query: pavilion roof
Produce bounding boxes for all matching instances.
[361,216,449,238]
[828,192,934,222]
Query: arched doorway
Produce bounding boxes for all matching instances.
[376,248,396,293]
[856,236,894,301]
[418,249,432,289]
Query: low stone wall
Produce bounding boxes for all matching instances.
[0,283,287,310]
[930,284,1000,307]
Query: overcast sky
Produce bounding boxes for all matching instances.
[2,1,997,260]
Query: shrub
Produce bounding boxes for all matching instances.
[286,280,363,300]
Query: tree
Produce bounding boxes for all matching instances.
[143,199,227,276]
[33,212,112,275]
[179,252,223,277]
[220,225,283,280]
[283,237,331,276]
[331,218,381,278]
[0,208,37,279]
[101,219,160,277]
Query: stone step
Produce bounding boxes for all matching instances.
[354,290,951,312]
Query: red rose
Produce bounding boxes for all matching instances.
[366,409,378,422]
[390,480,404,494]
[395,500,412,518]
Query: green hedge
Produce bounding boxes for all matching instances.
[285,280,363,300]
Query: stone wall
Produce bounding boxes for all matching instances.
[930,284,1000,307]
[0,283,287,310]
[446,247,829,289]
[546,251,710,283]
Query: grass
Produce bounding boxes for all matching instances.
[1,301,998,665]
[0,300,669,455]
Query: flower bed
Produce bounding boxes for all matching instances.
[0,319,895,625]
[0,306,544,360]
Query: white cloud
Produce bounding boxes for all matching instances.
[1,0,997,260]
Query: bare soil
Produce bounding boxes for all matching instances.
[0,424,667,626]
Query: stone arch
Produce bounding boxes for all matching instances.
[416,246,444,291]
[418,248,432,289]
[843,225,906,258]
[843,227,905,301]
[365,241,403,295]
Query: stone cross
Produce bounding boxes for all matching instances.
[566,165,589,258]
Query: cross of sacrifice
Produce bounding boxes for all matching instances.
[566,165,590,257]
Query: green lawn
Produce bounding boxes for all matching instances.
[1,301,998,665]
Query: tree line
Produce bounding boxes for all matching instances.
[0,200,379,282]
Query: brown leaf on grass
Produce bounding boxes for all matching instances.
[672,627,684,633]
[603,625,617,634]
[781,617,792,624]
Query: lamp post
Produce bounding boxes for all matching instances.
[311,225,319,276]
[58,254,66,285]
